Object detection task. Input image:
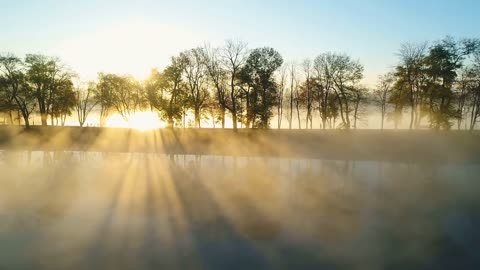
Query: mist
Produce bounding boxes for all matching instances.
[1,128,480,270]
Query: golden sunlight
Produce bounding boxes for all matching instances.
[55,20,204,81]
[106,111,166,130]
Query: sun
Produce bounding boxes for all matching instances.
[106,111,166,131]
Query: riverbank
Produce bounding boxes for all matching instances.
[1,126,479,163]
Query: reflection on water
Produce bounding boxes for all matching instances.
[0,151,479,269]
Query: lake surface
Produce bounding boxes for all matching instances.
[0,151,479,269]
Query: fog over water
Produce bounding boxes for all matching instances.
[0,151,479,270]
[13,104,476,130]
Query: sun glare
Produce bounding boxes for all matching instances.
[106,111,166,131]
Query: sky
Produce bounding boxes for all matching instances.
[1,0,479,85]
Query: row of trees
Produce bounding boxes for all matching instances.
[0,54,76,127]
[375,37,480,130]
[1,37,480,130]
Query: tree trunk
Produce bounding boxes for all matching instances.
[232,112,238,130]
[296,104,301,129]
[41,112,48,126]
[221,107,225,128]
[381,110,385,130]
[194,107,200,128]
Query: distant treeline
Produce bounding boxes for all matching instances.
[1,36,480,130]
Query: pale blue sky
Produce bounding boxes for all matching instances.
[2,0,479,84]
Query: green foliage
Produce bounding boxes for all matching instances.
[389,37,480,129]
[0,54,37,127]
[240,47,283,128]
[146,56,188,127]
[24,54,76,125]
[95,73,146,125]
[1,35,480,130]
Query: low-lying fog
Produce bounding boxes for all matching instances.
[0,152,479,270]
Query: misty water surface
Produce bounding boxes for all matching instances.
[0,151,479,270]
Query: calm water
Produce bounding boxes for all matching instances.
[0,151,479,269]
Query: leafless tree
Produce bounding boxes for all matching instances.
[314,53,335,129]
[277,64,288,129]
[182,48,210,128]
[75,82,97,127]
[287,62,297,129]
[220,39,248,130]
[301,59,314,129]
[330,53,364,129]
[396,42,428,129]
[375,72,395,129]
[201,45,228,128]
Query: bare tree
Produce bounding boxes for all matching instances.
[201,44,228,128]
[277,64,288,129]
[220,39,248,130]
[288,62,297,129]
[396,42,428,129]
[182,48,210,128]
[294,76,302,129]
[330,53,364,129]
[96,73,145,123]
[301,59,314,129]
[314,53,335,129]
[75,82,97,127]
[375,72,395,129]
[351,86,368,129]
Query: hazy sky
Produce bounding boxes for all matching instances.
[2,0,479,85]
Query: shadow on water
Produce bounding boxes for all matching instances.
[0,151,479,269]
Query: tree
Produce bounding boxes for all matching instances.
[300,59,314,129]
[330,53,364,129]
[313,53,335,129]
[0,71,19,124]
[467,51,480,130]
[375,72,395,129]
[220,40,248,130]
[96,73,145,124]
[75,82,97,127]
[276,64,288,129]
[25,54,74,126]
[240,47,283,128]
[423,37,479,129]
[94,74,115,126]
[201,45,229,128]
[146,56,187,127]
[394,43,428,129]
[181,48,210,128]
[326,91,340,128]
[0,54,36,128]
[351,86,368,129]
[50,79,76,126]
[287,63,297,129]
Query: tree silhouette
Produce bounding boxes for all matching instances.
[375,73,395,130]
[240,47,283,128]
[147,56,187,128]
[25,54,74,126]
[181,48,210,128]
[0,35,479,130]
[0,54,36,127]
[220,40,247,130]
[329,53,364,129]
[75,82,97,127]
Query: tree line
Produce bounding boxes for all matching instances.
[1,36,480,130]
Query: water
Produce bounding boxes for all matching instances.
[0,152,479,269]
